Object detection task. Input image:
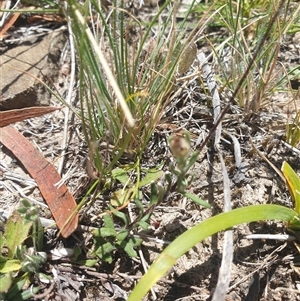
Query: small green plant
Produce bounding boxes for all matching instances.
[166,132,211,207]
[91,132,210,262]
[92,214,143,263]
[0,200,46,300]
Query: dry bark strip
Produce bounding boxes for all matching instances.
[0,125,78,237]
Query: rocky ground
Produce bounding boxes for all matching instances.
[0,1,300,300]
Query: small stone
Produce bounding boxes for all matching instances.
[0,31,66,110]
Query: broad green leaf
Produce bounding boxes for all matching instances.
[94,242,116,263]
[282,161,300,213]
[110,207,129,226]
[116,229,128,242]
[138,170,164,187]
[149,183,159,205]
[71,246,82,261]
[137,220,150,230]
[118,237,143,258]
[134,197,144,211]
[0,259,21,273]
[103,214,114,229]
[97,227,117,237]
[127,236,143,248]
[150,182,165,205]
[182,192,211,208]
[4,211,32,258]
[112,168,132,185]
[76,259,98,267]
[111,187,134,207]
[0,273,13,293]
[17,207,27,215]
[5,275,26,300]
[16,285,40,301]
[123,242,138,258]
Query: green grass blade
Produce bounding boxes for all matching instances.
[128,204,296,300]
[282,161,300,214]
[182,192,211,208]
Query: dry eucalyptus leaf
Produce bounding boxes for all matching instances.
[0,106,60,127]
[0,125,78,238]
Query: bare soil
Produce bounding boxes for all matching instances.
[0,2,300,301]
